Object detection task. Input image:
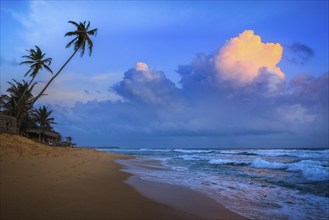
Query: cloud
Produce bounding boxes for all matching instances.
[113,62,179,106]
[276,104,316,124]
[53,67,328,147]
[53,70,328,147]
[289,72,328,107]
[46,31,328,147]
[215,30,284,86]
[178,30,286,96]
[135,62,149,72]
[11,1,85,50]
[285,43,314,64]
[178,53,218,91]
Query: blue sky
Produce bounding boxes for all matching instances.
[1,1,328,148]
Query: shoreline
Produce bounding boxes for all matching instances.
[1,133,245,219]
[125,175,246,220]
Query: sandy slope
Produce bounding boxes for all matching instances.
[0,133,196,220]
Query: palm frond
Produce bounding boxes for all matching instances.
[88,28,98,36]
[21,55,34,60]
[24,69,33,77]
[20,60,35,65]
[87,37,93,56]
[68,20,79,27]
[42,64,53,74]
[65,31,78,37]
[43,57,52,65]
[66,36,78,48]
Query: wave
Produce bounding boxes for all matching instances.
[174,149,213,153]
[138,148,171,152]
[237,152,258,156]
[251,158,287,169]
[178,155,204,161]
[208,159,248,166]
[287,160,329,181]
[250,158,329,181]
[218,149,329,159]
[252,149,329,159]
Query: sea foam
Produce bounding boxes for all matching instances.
[250,158,329,181]
[174,149,213,153]
[251,158,287,169]
[287,160,329,181]
[208,159,247,166]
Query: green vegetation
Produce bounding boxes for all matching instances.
[0,20,97,143]
[1,79,36,133]
[32,106,56,131]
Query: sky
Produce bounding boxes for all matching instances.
[1,0,328,148]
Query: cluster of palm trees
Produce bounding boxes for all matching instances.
[0,20,97,135]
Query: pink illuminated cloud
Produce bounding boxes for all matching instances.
[135,62,149,72]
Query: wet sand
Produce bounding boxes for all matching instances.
[126,175,246,220]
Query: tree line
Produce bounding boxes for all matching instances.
[0,21,97,140]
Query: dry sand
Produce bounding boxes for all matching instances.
[0,133,245,220]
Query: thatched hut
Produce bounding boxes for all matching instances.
[25,129,60,145]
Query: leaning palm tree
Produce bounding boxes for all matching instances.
[32,105,56,131]
[32,20,97,105]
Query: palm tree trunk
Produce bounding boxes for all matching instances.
[14,74,36,119]
[28,74,37,89]
[31,48,79,106]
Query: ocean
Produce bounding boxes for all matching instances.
[95,147,329,220]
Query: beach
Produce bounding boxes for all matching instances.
[109,147,329,219]
[0,133,245,220]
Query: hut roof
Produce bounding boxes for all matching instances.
[25,129,60,139]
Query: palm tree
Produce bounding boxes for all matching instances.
[0,80,35,132]
[17,46,52,111]
[32,105,56,131]
[20,45,53,87]
[32,20,97,105]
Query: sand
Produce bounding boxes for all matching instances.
[126,176,246,220]
[0,133,246,220]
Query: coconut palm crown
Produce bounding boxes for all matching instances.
[20,46,53,80]
[32,105,56,131]
[17,46,52,110]
[65,21,98,57]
